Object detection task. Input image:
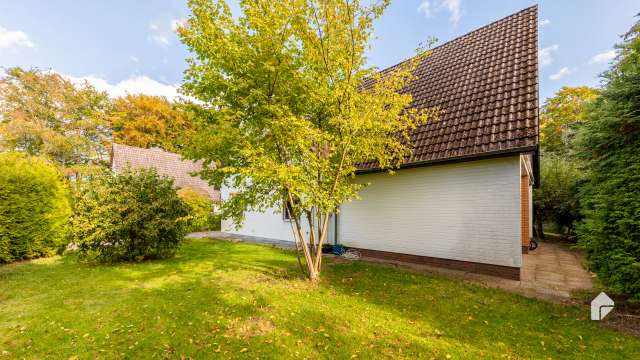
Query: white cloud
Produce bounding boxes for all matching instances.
[418,1,431,17]
[539,19,550,27]
[442,0,461,26]
[150,34,170,47]
[549,67,574,80]
[149,17,186,48]
[130,56,139,63]
[0,25,35,49]
[417,0,461,26]
[589,50,616,64]
[539,44,558,67]
[67,74,183,100]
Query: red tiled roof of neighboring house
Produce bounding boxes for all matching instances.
[358,6,539,171]
[111,143,220,201]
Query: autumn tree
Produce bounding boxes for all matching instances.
[179,0,437,281]
[109,94,194,152]
[539,86,599,154]
[0,67,112,175]
[532,86,599,239]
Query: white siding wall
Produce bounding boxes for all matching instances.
[338,156,522,267]
[220,186,335,244]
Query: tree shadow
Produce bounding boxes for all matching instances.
[320,260,638,359]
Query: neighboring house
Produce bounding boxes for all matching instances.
[111,143,220,202]
[221,7,539,280]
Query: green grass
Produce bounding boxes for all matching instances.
[1,238,638,359]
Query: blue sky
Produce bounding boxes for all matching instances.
[1,0,637,102]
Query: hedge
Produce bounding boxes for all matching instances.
[0,153,71,263]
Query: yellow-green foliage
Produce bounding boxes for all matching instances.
[0,152,71,263]
[70,168,190,263]
[177,187,219,232]
[179,0,439,279]
[0,67,112,173]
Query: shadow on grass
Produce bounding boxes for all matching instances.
[1,238,638,359]
[321,259,638,359]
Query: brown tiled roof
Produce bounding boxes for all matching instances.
[359,6,538,171]
[111,143,220,201]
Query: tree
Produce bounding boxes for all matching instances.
[179,0,438,281]
[539,86,599,154]
[109,94,194,152]
[0,152,71,263]
[533,86,598,239]
[533,154,584,239]
[576,18,640,299]
[0,67,112,175]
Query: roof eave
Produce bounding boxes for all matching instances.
[355,145,539,175]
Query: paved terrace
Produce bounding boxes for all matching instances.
[188,231,594,303]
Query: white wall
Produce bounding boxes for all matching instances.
[338,156,522,267]
[220,186,335,244]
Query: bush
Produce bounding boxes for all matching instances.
[0,153,71,263]
[71,168,189,262]
[177,187,220,232]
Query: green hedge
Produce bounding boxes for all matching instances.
[576,24,640,299]
[71,168,189,262]
[0,153,71,263]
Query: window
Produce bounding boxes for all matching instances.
[283,197,296,221]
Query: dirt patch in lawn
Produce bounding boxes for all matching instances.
[228,316,276,338]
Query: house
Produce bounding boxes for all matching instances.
[221,6,539,280]
[111,143,220,202]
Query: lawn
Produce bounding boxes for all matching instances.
[1,238,638,359]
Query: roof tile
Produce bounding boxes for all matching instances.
[111,143,220,201]
[359,6,539,170]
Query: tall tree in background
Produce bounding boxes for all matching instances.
[0,67,111,175]
[539,86,599,154]
[179,0,438,281]
[109,94,194,152]
[576,18,640,299]
[534,86,598,239]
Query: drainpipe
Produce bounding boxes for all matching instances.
[333,206,339,245]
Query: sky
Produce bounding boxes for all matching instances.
[0,0,638,103]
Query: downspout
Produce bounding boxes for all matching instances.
[334,206,339,245]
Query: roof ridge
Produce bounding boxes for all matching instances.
[375,5,538,73]
[429,5,537,52]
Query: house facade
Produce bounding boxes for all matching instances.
[221,6,539,280]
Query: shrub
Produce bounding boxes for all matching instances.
[71,168,189,262]
[177,187,220,232]
[0,153,71,263]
